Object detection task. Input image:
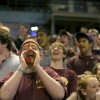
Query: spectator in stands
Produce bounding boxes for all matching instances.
[37,27,51,66]
[0,38,67,100]
[59,29,77,60]
[88,28,100,55]
[14,23,29,50]
[59,29,72,52]
[0,30,20,79]
[77,74,100,100]
[50,42,77,100]
[79,26,88,34]
[67,32,100,79]
[37,28,67,68]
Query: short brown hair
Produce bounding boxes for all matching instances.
[88,28,99,36]
[18,23,29,29]
[0,30,12,51]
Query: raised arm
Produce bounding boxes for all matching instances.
[66,92,77,100]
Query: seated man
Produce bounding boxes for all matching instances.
[67,32,100,79]
[0,38,67,100]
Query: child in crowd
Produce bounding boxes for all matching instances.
[77,74,100,100]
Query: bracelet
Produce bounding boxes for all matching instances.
[17,68,25,74]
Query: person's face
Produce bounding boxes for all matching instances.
[80,28,88,33]
[97,65,100,77]
[78,38,91,54]
[37,32,49,48]
[50,45,65,61]
[18,25,28,36]
[21,42,40,65]
[89,32,98,43]
[83,77,100,100]
[60,35,69,47]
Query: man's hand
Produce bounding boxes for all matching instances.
[19,50,28,70]
[32,50,40,69]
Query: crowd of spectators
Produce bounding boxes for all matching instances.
[0,22,100,100]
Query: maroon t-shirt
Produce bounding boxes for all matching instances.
[50,67,77,97]
[0,67,67,100]
[67,55,98,75]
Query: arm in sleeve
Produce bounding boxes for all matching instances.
[66,70,77,100]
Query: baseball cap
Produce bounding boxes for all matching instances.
[75,32,93,43]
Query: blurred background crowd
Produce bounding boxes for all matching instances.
[0,0,100,38]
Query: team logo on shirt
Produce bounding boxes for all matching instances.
[36,77,68,88]
[36,80,44,89]
[61,77,68,85]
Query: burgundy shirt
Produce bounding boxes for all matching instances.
[0,67,67,100]
[50,67,77,97]
[67,55,98,75]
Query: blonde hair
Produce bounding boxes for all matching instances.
[77,75,97,100]
[0,26,10,33]
[88,28,99,36]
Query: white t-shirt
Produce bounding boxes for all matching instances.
[0,54,20,79]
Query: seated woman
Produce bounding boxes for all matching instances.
[77,74,100,100]
[49,42,77,100]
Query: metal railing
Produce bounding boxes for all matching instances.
[50,0,100,14]
[0,0,100,14]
